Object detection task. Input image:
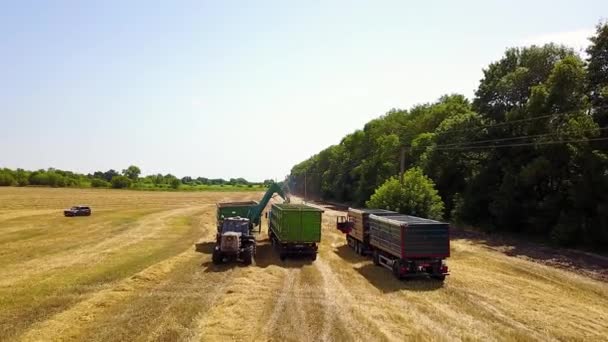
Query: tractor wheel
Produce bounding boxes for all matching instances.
[212,248,222,265]
[242,246,253,265]
[311,253,317,261]
[372,250,380,266]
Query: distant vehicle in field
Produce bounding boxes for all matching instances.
[337,208,450,281]
[268,203,323,261]
[212,217,255,265]
[64,205,91,217]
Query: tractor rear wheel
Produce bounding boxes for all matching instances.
[212,248,222,265]
[242,246,253,265]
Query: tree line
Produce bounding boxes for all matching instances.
[289,23,608,250]
[0,166,273,190]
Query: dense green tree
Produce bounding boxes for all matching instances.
[587,22,608,130]
[111,176,132,189]
[366,168,444,220]
[290,36,608,250]
[122,165,141,181]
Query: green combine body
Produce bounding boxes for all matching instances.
[268,203,323,260]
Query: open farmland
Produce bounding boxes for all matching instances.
[0,187,607,341]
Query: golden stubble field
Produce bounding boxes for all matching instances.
[0,187,607,341]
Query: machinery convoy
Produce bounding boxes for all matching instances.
[212,183,450,281]
[337,208,450,281]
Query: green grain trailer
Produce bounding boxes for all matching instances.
[268,203,323,261]
[369,214,450,281]
[216,201,258,229]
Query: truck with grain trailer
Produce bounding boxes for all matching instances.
[268,203,323,261]
[341,208,402,255]
[369,214,450,281]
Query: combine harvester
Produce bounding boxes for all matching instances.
[337,208,450,281]
[213,183,289,265]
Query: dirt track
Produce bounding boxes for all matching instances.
[0,187,607,341]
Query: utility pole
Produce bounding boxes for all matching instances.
[399,146,407,184]
[304,171,307,203]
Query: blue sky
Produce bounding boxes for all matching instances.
[1,1,605,181]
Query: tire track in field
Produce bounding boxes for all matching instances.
[19,248,196,341]
[315,257,394,341]
[0,206,204,287]
[19,209,222,342]
[262,269,297,337]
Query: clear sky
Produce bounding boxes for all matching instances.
[1,1,606,181]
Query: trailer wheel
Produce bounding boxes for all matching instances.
[242,246,253,265]
[392,260,402,280]
[432,275,446,282]
[279,253,286,261]
[372,250,380,266]
[212,248,222,265]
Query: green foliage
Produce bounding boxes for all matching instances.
[91,178,110,188]
[122,165,141,181]
[111,176,132,189]
[0,170,16,186]
[169,178,181,189]
[366,168,444,220]
[290,37,608,251]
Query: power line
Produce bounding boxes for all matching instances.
[402,112,582,142]
[435,126,608,148]
[433,137,608,151]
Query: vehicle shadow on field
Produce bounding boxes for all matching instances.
[334,244,444,293]
[195,239,313,271]
[356,264,444,293]
[334,244,370,263]
[194,241,215,254]
[254,239,315,269]
[451,226,608,282]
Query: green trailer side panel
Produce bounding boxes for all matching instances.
[270,204,323,243]
[217,201,258,220]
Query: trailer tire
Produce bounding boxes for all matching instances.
[279,253,286,261]
[392,260,402,280]
[242,246,253,265]
[432,275,446,282]
[372,250,380,266]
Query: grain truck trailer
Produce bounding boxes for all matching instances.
[268,203,323,261]
[342,208,401,256]
[369,214,450,281]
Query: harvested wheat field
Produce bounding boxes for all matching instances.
[0,187,607,341]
